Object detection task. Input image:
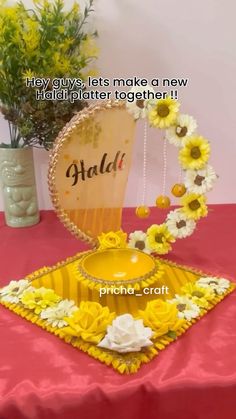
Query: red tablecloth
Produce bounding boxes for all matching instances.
[1,206,236,419]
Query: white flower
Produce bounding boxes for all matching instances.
[126,85,154,119]
[168,295,200,321]
[40,299,77,328]
[166,209,196,239]
[128,230,152,254]
[166,114,197,147]
[0,279,30,304]
[184,165,217,194]
[196,276,230,295]
[97,313,153,353]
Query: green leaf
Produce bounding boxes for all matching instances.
[167,330,177,340]
[0,143,14,148]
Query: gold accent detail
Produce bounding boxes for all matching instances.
[76,248,163,289]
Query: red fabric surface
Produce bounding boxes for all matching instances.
[0,205,236,419]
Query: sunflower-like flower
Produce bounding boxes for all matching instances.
[148,97,180,129]
[98,231,127,250]
[181,282,215,308]
[179,136,210,170]
[139,299,184,338]
[146,224,175,255]
[166,209,196,239]
[20,287,60,314]
[0,279,30,304]
[126,85,154,119]
[63,301,115,344]
[40,299,77,328]
[128,230,152,254]
[166,114,197,147]
[196,276,230,295]
[168,295,200,321]
[181,193,208,220]
[184,165,217,194]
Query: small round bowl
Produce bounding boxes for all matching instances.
[79,248,157,284]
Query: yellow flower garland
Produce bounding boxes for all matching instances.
[125,96,216,256]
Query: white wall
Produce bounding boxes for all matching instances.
[1,0,236,209]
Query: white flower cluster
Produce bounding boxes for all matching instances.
[196,276,230,295]
[168,295,200,321]
[98,313,153,353]
[168,277,231,321]
[40,299,77,328]
[0,279,30,304]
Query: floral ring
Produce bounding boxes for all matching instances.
[123,88,217,255]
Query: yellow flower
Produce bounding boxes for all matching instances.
[179,136,210,170]
[139,299,184,338]
[21,288,60,314]
[1,6,17,20]
[98,231,127,250]
[22,69,35,81]
[181,283,215,308]
[72,2,80,14]
[148,97,180,129]
[80,36,99,59]
[57,26,65,34]
[181,193,208,220]
[146,224,175,255]
[63,302,115,344]
[21,19,40,53]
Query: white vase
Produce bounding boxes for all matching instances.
[0,147,40,227]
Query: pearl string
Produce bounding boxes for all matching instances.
[142,119,148,205]
[162,137,167,195]
[178,165,183,184]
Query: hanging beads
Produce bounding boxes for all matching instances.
[156,137,171,209]
[136,206,151,218]
[136,120,150,218]
[171,183,186,197]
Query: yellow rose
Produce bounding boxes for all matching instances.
[139,299,184,338]
[63,302,115,344]
[98,231,127,250]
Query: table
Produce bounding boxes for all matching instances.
[1,206,236,419]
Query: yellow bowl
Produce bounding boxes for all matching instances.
[79,248,157,285]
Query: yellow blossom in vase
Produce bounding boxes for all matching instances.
[22,69,35,81]
[181,193,208,220]
[181,283,215,308]
[20,287,60,314]
[148,97,180,129]
[80,36,99,59]
[63,302,115,344]
[146,224,175,255]
[139,299,184,338]
[179,136,210,170]
[98,231,127,250]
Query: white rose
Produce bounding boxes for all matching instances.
[97,313,153,353]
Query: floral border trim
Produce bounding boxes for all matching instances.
[0,254,235,374]
[0,283,234,374]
